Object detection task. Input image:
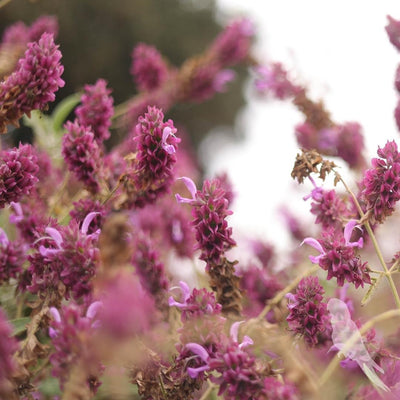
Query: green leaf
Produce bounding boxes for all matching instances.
[361,275,383,306]
[10,317,30,336]
[51,92,82,133]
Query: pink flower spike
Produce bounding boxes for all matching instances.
[344,220,363,248]
[186,342,209,363]
[45,227,63,248]
[86,301,103,319]
[175,177,197,204]
[81,212,100,235]
[0,228,9,247]
[162,127,176,154]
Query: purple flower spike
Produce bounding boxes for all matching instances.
[162,126,177,154]
[343,220,363,248]
[175,176,197,204]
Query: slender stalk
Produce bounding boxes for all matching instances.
[101,181,120,206]
[338,174,400,309]
[199,382,216,400]
[319,308,400,387]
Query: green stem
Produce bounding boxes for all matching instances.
[338,174,400,309]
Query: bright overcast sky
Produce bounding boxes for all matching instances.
[201,1,400,250]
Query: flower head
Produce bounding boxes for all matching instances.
[0,143,39,208]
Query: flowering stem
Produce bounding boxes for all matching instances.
[199,382,216,400]
[256,265,319,322]
[318,308,400,387]
[337,173,400,309]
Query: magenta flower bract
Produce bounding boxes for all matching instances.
[62,120,102,194]
[75,79,114,143]
[303,221,370,288]
[286,276,332,347]
[360,140,400,224]
[0,33,64,132]
[0,143,39,208]
[130,43,169,92]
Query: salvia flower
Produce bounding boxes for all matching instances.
[286,276,331,346]
[121,106,180,208]
[302,220,371,288]
[62,120,102,194]
[359,140,400,224]
[130,43,169,92]
[28,212,100,301]
[70,198,106,234]
[176,176,236,267]
[0,228,25,284]
[304,178,348,230]
[75,79,114,143]
[0,143,39,208]
[0,33,64,133]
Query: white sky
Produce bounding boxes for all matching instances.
[201,1,400,251]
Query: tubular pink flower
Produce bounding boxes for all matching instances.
[175,176,197,204]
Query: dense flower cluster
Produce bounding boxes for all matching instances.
[62,120,102,193]
[75,79,114,143]
[0,228,25,284]
[360,140,400,224]
[121,106,180,207]
[286,276,331,346]
[303,221,371,288]
[0,143,39,208]
[0,32,64,133]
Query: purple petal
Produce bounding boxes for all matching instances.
[301,237,325,254]
[187,365,210,378]
[344,220,363,248]
[239,335,254,349]
[81,212,100,235]
[49,307,61,322]
[213,69,236,92]
[86,301,103,319]
[176,177,197,203]
[39,245,62,257]
[178,281,191,301]
[230,321,243,342]
[9,202,23,224]
[162,127,176,154]
[185,343,209,363]
[48,327,57,338]
[45,227,63,248]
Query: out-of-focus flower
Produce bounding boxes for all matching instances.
[0,228,25,284]
[131,43,169,92]
[386,15,400,52]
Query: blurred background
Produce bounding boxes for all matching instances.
[1,0,400,253]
